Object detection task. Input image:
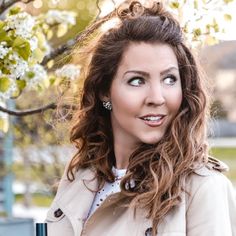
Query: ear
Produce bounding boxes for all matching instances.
[99,92,110,102]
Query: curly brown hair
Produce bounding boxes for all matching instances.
[68,1,210,234]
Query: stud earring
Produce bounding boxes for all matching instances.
[102,101,112,111]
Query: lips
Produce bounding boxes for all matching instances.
[139,114,166,127]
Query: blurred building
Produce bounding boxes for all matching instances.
[201,40,236,122]
[200,40,236,137]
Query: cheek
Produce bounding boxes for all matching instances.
[113,99,137,119]
[168,90,183,113]
[111,89,140,113]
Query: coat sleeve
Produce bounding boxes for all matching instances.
[186,173,236,236]
[53,160,73,199]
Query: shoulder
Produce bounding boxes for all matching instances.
[186,158,234,203]
[186,158,232,194]
[192,156,229,176]
[55,166,96,200]
[184,159,236,235]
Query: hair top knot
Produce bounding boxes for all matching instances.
[117,1,144,20]
[117,1,168,20]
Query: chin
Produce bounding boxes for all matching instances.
[141,137,163,145]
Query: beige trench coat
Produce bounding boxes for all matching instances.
[45,162,236,236]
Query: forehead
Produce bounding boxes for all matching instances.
[118,42,179,72]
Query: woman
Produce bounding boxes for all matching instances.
[45,1,236,235]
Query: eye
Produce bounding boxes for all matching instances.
[128,77,145,86]
[163,75,177,85]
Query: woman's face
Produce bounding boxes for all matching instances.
[108,42,183,149]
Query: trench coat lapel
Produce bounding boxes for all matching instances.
[56,168,98,236]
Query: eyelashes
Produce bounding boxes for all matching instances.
[127,74,178,87]
[127,76,145,86]
[163,75,177,85]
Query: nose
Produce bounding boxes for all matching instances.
[145,82,165,106]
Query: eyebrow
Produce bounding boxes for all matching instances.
[124,66,179,77]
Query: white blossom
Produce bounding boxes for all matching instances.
[45,10,76,26]
[0,100,8,119]
[0,8,78,97]
[28,36,38,51]
[23,64,47,89]
[42,40,51,55]
[0,42,9,59]
[55,64,80,80]
[0,110,8,122]
[4,12,35,39]
[0,99,9,132]
[6,52,29,79]
[50,0,60,4]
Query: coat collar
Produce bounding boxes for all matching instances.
[55,168,98,235]
[53,168,153,235]
[51,167,188,235]
[193,157,229,176]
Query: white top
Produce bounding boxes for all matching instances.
[87,167,126,218]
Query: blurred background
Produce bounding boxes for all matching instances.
[0,0,236,235]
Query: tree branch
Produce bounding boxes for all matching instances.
[111,0,116,8]
[0,103,57,116]
[0,0,34,14]
[42,8,116,66]
[0,2,117,117]
[95,0,101,20]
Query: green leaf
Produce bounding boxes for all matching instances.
[194,0,198,9]
[12,37,31,60]
[27,71,35,79]
[0,29,11,42]
[169,1,179,9]
[193,28,202,37]
[11,88,21,98]
[0,117,9,133]
[49,76,56,86]
[46,30,53,40]
[9,7,22,16]
[12,37,27,47]
[47,60,54,69]
[0,77,10,92]
[35,32,46,47]
[0,21,5,30]
[183,24,188,33]
[2,67,10,75]
[212,19,219,33]
[57,24,68,37]
[224,0,234,3]
[32,48,45,63]
[0,30,7,41]
[44,77,50,88]
[206,24,211,30]
[16,79,26,90]
[224,14,232,21]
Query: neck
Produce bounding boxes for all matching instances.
[113,139,138,169]
[111,117,140,169]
